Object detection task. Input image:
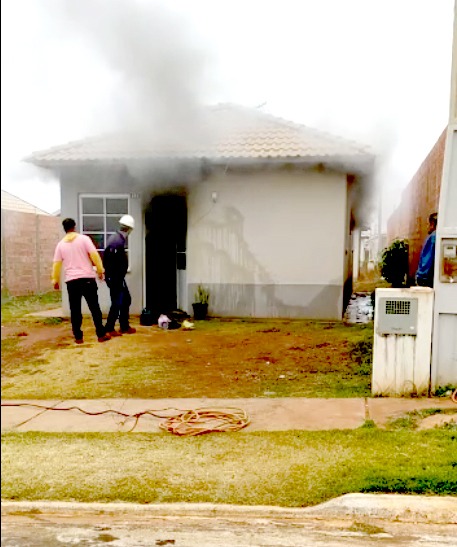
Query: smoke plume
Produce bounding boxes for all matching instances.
[48,0,215,147]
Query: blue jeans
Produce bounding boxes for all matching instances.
[66,278,105,339]
[105,278,131,332]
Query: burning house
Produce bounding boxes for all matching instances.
[25,104,374,319]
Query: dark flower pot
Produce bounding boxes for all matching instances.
[140,308,154,326]
[192,303,208,320]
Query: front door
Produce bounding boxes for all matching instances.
[145,194,187,318]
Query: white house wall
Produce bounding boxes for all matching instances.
[187,170,348,319]
[58,165,350,319]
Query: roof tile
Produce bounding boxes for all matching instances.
[1,190,51,215]
[25,104,373,172]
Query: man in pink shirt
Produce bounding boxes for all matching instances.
[52,218,111,344]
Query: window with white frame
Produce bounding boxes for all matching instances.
[79,195,130,260]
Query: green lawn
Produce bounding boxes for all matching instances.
[2,428,456,507]
[1,291,61,323]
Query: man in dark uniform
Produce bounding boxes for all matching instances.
[104,215,137,336]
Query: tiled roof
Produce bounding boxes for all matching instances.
[1,190,50,215]
[24,104,373,172]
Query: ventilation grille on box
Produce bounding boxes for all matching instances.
[385,300,411,315]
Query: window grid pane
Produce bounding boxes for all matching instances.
[107,198,129,214]
[86,234,104,249]
[80,195,129,253]
[82,216,104,232]
[106,215,124,232]
[82,197,104,214]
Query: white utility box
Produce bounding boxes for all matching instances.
[372,287,434,396]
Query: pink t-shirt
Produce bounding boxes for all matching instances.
[53,233,98,282]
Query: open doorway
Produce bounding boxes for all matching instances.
[145,194,187,319]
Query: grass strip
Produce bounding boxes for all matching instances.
[2,429,456,507]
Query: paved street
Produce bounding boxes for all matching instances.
[4,514,457,546]
[2,497,457,547]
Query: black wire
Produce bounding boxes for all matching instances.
[1,403,186,433]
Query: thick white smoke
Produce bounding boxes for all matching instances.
[47,0,216,146]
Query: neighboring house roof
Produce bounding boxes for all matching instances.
[1,190,50,215]
[24,104,373,174]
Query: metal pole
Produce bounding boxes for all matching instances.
[431,0,457,390]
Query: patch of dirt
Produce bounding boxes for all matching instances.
[2,323,347,369]
[1,323,74,372]
[417,412,457,430]
[1,323,71,347]
[1,317,370,398]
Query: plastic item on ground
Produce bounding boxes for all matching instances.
[182,319,195,330]
[158,314,171,330]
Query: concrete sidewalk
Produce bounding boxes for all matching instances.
[2,397,456,432]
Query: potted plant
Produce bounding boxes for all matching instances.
[192,285,210,320]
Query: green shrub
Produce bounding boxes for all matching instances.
[349,336,373,376]
[380,239,409,288]
[434,384,457,397]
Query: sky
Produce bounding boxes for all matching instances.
[1,0,455,227]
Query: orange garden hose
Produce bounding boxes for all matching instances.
[159,407,250,436]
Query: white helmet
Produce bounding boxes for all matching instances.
[119,214,135,229]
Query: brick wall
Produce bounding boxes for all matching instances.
[386,128,446,279]
[1,210,62,296]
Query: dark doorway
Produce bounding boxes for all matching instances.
[145,195,187,319]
